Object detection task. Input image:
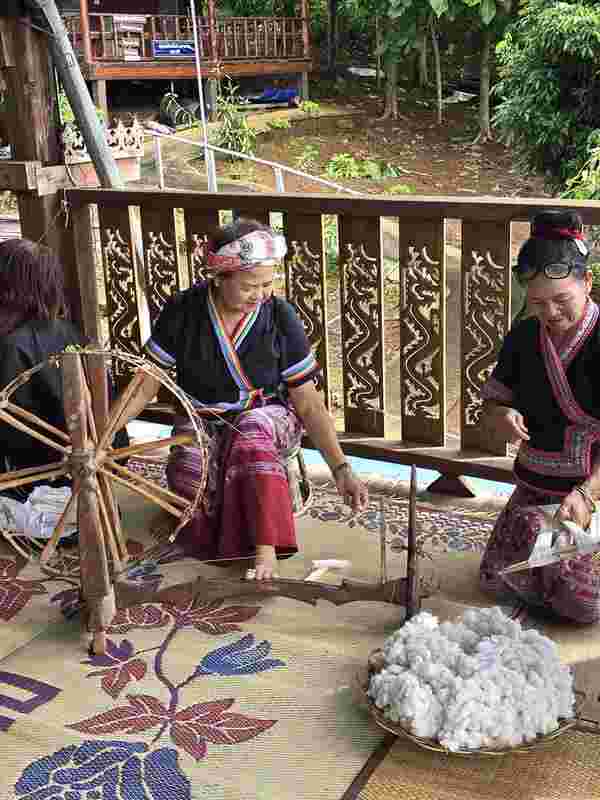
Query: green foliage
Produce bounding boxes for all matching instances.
[493,0,600,189]
[266,117,292,130]
[295,143,320,171]
[299,100,321,116]
[562,132,600,200]
[58,90,105,126]
[325,153,402,179]
[384,182,417,193]
[211,83,257,157]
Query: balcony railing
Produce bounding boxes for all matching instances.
[65,188,600,483]
[63,12,309,63]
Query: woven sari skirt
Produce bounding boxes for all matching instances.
[480,486,600,623]
[166,404,303,561]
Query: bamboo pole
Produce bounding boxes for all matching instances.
[0,467,68,492]
[96,370,147,453]
[0,409,70,455]
[96,482,123,570]
[97,473,129,561]
[109,432,195,462]
[40,489,80,566]
[105,459,188,509]
[98,466,185,518]
[0,461,67,485]
[6,403,71,443]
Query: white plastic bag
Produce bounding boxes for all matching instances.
[0,485,77,540]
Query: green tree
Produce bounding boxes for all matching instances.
[493,0,600,188]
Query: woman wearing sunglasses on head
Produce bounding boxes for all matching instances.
[479,209,600,622]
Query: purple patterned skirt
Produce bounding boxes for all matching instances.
[480,486,600,623]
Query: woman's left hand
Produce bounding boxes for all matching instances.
[556,490,592,530]
[335,467,369,512]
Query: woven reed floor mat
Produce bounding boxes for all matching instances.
[355,731,600,800]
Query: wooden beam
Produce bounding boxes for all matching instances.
[64,188,600,226]
[0,160,40,191]
[79,0,93,65]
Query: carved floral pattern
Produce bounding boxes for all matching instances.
[400,246,443,421]
[340,243,383,411]
[101,226,141,387]
[463,250,507,428]
[145,230,179,324]
[288,240,328,397]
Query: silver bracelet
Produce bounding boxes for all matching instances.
[332,461,351,479]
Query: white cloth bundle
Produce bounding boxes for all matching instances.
[527,504,600,568]
[0,486,77,540]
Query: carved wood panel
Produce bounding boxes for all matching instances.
[97,205,141,391]
[338,216,385,436]
[460,220,511,454]
[398,219,446,446]
[284,213,330,407]
[183,209,219,285]
[139,205,180,326]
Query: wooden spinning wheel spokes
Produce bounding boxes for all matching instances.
[0,348,208,587]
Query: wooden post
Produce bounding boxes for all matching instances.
[79,0,93,66]
[206,0,217,62]
[0,14,79,317]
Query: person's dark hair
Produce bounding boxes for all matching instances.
[0,238,69,336]
[208,218,274,254]
[515,210,590,282]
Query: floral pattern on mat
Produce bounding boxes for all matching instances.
[14,597,286,797]
[128,458,500,556]
[306,487,498,554]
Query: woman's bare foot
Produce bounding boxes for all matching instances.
[254,544,278,581]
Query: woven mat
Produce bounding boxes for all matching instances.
[356,732,600,800]
[0,478,598,798]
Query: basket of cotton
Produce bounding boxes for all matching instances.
[362,607,580,756]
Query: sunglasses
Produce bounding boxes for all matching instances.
[513,262,579,286]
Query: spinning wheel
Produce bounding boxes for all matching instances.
[0,347,206,654]
[0,347,425,657]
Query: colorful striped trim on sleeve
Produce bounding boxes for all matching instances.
[144,337,176,369]
[281,352,320,387]
[481,376,514,405]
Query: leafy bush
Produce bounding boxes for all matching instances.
[299,100,321,117]
[266,117,291,130]
[295,143,320,171]
[493,0,600,189]
[325,153,402,180]
[211,83,257,158]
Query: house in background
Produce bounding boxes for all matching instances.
[58,0,311,116]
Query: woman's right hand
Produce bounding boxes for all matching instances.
[486,405,530,445]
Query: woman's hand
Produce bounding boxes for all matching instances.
[335,465,368,512]
[556,490,592,531]
[486,405,530,446]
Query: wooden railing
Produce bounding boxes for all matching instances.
[63,13,309,63]
[65,188,600,484]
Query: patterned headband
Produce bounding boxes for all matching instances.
[531,224,585,241]
[205,230,287,274]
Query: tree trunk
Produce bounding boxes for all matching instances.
[381,59,399,120]
[431,21,442,125]
[476,27,493,142]
[327,0,338,72]
[416,28,428,87]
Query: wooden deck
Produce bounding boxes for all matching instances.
[63,11,312,82]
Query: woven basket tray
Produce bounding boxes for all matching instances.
[360,649,582,758]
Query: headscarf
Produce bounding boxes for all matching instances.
[205,230,287,275]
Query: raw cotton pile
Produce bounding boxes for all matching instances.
[368,607,575,752]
